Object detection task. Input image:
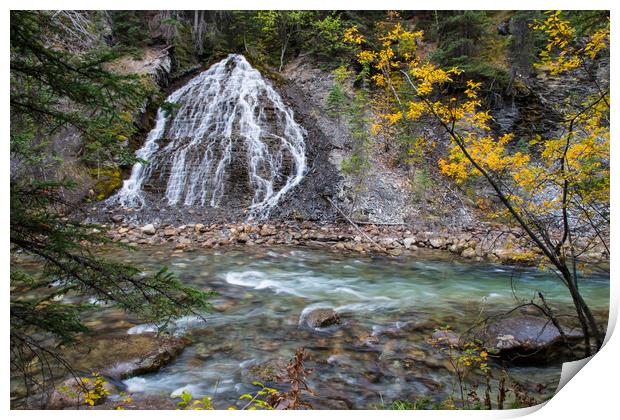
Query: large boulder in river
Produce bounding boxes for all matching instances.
[301,308,341,329]
[480,316,583,363]
[61,333,190,380]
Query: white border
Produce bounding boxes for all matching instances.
[3,2,617,419]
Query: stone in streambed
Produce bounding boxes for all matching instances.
[60,333,190,382]
[301,308,341,329]
[479,315,583,363]
[245,358,289,384]
[430,330,460,347]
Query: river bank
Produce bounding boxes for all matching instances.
[102,218,609,265]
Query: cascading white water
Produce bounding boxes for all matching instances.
[112,54,306,219]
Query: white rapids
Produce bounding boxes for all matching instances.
[111,54,306,219]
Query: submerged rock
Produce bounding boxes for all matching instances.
[245,358,289,384]
[301,308,341,329]
[480,315,583,363]
[430,330,460,347]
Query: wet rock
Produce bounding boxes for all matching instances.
[140,224,156,235]
[48,376,117,409]
[246,358,289,384]
[480,316,583,363]
[404,375,443,392]
[430,330,460,347]
[212,301,235,312]
[111,215,124,223]
[61,333,190,381]
[326,353,353,366]
[302,308,341,329]
[175,238,192,250]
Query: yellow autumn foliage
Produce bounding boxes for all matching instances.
[341,11,609,248]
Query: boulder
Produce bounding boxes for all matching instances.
[245,358,289,384]
[403,237,416,249]
[140,224,156,235]
[430,330,460,347]
[301,308,341,329]
[260,224,276,236]
[60,333,190,381]
[461,248,476,258]
[429,237,445,249]
[47,376,117,409]
[480,316,583,363]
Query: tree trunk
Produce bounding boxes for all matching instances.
[279,35,289,72]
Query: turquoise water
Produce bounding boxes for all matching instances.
[89,245,609,409]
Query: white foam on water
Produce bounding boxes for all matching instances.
[127,315,206,335]
[224,270,305,297]
[170,384,202,398]
[127,323,158,335]
[124,377,149,393]
[224,270,267,287]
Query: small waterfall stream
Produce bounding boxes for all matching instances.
[112,54,306,219]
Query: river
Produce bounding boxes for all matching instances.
[67,245,610,409]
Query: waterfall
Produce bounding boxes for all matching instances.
[112,54,306,219]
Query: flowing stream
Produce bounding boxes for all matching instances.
[80,246,609,409]
[111,54,306,219]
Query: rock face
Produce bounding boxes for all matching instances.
[480,316,583,363]
[301,308,341,329]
